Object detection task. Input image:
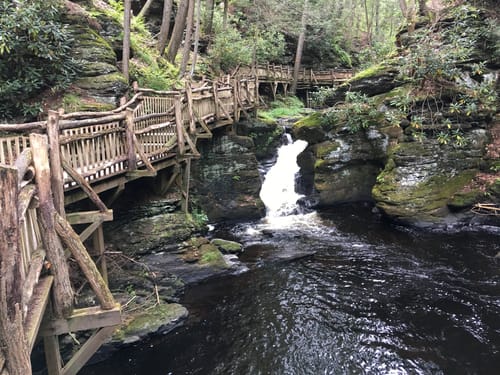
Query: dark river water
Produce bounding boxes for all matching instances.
[82,204,500,375]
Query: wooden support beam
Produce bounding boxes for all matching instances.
[185,82,196,134]
[174,97,186,155]
[78,219,104,244]
[92,225,108,286]
[181,158,191,213]
[124,109,137,172]
[21,247,46,312]
[181,127,200,157]
[66,210,113,225]
[14,149,33,188]
[54,213,115,310]
[60,325,119,375]
[0,165,31,375]
[213,84,220,120]
[46,111,65,216]
[40,304,121,336]
[44,334,62,375]
[25,275,53,352]
[61,158,108,213]
[30,134,74,318]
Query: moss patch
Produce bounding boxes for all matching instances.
[198,244,227,268]
[114,303,188,342]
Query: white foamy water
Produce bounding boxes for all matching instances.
[259,137,308,219]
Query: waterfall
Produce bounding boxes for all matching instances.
[259,136,308,219]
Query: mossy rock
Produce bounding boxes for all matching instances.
[114,303,188,344]
[314,141,341,159]
[211,238,243,254]
[292,112,325,144]
[198,244,227,268]
[71,26,117,65]
[373,168,478,223]
[448,189,487,210]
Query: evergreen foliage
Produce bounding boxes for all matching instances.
[0,0,78,120]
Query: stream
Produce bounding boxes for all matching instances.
[82,138,500,375]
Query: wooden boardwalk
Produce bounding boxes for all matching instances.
[0,66,350,374]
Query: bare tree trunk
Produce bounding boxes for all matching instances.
[362,0,373,45]
[291,0,308,95]
[374,0,380,42]
[123,0,131,82]
[204,0,215,36]
[190,0,201,76]
[399,0,409,18]
[223,0,229,29]
[179,0,195,76]
[158,0,173,55]
[137,0,155,19]
[166,0,189,63]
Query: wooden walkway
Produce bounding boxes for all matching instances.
[0,65,350,374]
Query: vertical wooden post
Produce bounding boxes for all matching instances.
[47,111,65,216]
[185,82,196,134]
[30,134,74,318]
[0,165,31,375]
[212,83,220,120]
[125,109,137,172]
[43,335,62,375]
[92,225,108,286]
[122,0,131,82]
[174,96,186,155]
[233,79,240,122]
[181,158,191,213]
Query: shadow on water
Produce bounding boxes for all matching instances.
[81,203,500,375]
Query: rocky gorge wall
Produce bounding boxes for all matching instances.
[291,5,499,229]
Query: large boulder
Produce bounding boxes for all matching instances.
[192,133,266,221]
[372,129,491,227]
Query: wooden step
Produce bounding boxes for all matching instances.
[25,275,54,351]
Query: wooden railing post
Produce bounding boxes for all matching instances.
[30,134,74,318]
[212,83,220,120]
[174,96,186,155]
[233,79,240,122]
[0,165,32,375]
[47,110,65,216]
[125,108,137,172]
[185,81,196,134]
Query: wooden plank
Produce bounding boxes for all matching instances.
[61,325,119,375]
[174,97,186,155]
[29,134,74,318]
[40,304,121,336]
[78,219,104,243]
[66,210,113,225]
[25,275,54,351]
[62,158,108,212]
[43,334,62,375]
[47,111,65,215]
[54,213,115,310]
[21,247,46,314]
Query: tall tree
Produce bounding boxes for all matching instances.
[123,0,131,82]
[190,0,202,76]
[291,0,308,94]
[166,0,189,62]
[203,0,215,36]
[179,0,195,76]
[158,0,173,55]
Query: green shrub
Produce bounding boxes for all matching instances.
[0,0,78,120]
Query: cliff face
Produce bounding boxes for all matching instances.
[294,5,499,228]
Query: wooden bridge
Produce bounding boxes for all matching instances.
[0,65,351,374]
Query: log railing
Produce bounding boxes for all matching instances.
[251,64,354,86]
[0,75,258,375]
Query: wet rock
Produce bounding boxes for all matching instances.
[211,238,243,254]
[235,119,284,160]
[192,134,266,221]
[112,303,188,345]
